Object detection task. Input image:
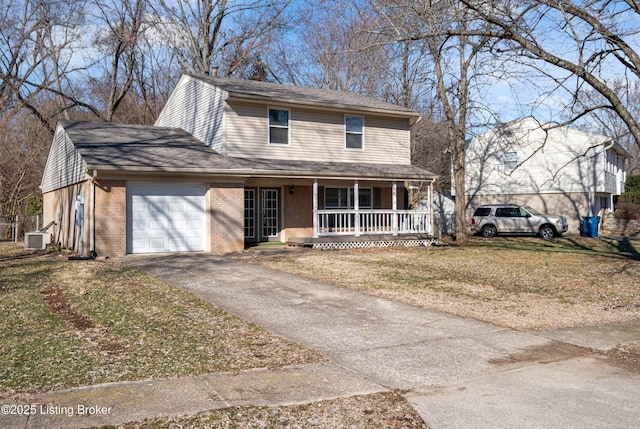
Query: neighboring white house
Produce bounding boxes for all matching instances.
[461,117,629,234]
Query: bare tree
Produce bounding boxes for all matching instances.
[575,79,640,173]
[70,0,147,122]
[151,0,292,77]
[370,0,498,242]
[460,0,640,148]
[1,0,56,128]
[0,101,53,218]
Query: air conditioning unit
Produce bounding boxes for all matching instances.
[24,232,51,250]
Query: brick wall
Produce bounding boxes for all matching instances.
[284,185,313,239]
[209,182,245,253]
[94,180,127,257]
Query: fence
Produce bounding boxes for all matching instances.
[0,214,43,241]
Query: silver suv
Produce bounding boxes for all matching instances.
[470,204,568,239]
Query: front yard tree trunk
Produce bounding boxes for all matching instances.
[452,139,468,243]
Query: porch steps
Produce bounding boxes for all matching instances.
[286,234,438,250]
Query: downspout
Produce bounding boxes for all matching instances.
[70,172,97,261]
[588,141,615,217]
[91,170,97,258]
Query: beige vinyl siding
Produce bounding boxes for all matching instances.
[41,125,87,193]
[154,75,227,154]
[225,100,411,164]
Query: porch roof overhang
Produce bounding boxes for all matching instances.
[64,121,436,183]
[88,158,437,182]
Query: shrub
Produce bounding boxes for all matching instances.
[618,192,640,205]
[614,202,640,220]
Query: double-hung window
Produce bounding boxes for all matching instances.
[345,115,364,150]
[268,108,290,145]
[325,187,372,209]
[502,151,518,171]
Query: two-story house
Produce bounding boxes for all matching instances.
[41,74,437,257]
[463,117,629,233]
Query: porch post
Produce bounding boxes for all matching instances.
[429,180,434,235]
[354,180,360,236]
[313,179,319,238]
[392,181,398,236]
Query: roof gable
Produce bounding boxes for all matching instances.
[41,123,88,194]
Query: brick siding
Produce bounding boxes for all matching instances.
[209,182,245,253]
[94,180,127,257]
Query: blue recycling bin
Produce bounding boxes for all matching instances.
[581,216,600,238]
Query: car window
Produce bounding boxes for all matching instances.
[516,208,529,217]
[473,207,491,216]
[495,208,511,217]
[523,206,540,215]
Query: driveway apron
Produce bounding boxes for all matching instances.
[130,253,640,429]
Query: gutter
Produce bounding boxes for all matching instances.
[86,166,438,182]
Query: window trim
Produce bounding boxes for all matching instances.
[325,187,372,209]
[345,115,365,150]
[502,151,518,171]
[267,107,291,146]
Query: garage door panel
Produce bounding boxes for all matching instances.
[127,184,206,254]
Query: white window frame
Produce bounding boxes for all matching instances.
[268,107,290,145]
[502,151,518,171]
[345,115,364,150]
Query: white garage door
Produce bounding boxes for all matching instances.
[127,183,206,253]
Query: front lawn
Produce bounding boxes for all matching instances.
[242,237,640,331]
[0,244,322,394]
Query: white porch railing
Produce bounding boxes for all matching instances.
[314,209,431,237]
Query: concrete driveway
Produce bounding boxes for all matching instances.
[130,253,640,429]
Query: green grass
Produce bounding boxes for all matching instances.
[0,246,321,393]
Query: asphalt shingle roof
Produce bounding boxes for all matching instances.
[189,74,420,117]
[61,121,435,180]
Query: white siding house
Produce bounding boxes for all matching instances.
[463,117,629,234]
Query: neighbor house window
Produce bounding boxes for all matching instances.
[502,151,518,171]
[345,115,364,149]
[268,108,290,145]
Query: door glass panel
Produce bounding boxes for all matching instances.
[244,189,255,239]
[261,189,279,238]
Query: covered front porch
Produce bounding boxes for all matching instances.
[244,176,435,248]
[311,179,431,237]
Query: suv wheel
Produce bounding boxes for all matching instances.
[539,225,555,240]
[481,225,497,238]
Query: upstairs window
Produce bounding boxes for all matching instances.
[345,115,364,150]
[268,108,290,145]
[502,151,518,171]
